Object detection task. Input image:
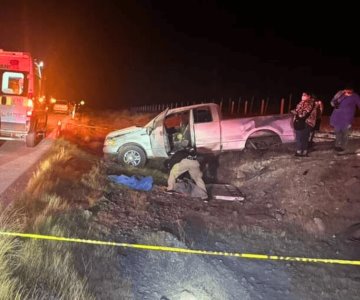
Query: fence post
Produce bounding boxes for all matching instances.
[244,100,248,115]
[231,100,235,114]
[220,99,223,113]
[265,97,269,114]
[260,99,265,115]
[237,97,241,114]
[288,94,292,113]
[280,98,285,114]
[250,96,254,115]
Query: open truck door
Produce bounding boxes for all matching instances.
[148,108,170,157]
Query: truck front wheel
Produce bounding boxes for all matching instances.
[118,145,146,167]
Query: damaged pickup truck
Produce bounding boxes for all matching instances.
[103,103,295,167]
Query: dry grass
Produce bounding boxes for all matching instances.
[0,139,106,299]
[14,224,94,300]
[25,139,80,197]
[81,162,112,206]
[15,192,70,229]
[81,162,109,192]
[16,139,101,217]
[31,194,69,230]
[0,205,94,300]
[67,110,155,145]
[0,206,24,300]
[84,109,155,130]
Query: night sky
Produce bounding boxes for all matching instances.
[1,0,359,109]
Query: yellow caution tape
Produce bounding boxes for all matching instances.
[0,231,359,266]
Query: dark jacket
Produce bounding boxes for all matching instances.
[330,92,360,130]
[165,149,196,170]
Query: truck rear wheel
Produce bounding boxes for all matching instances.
[245,135,281,150]
[118,145,146,167]
[26,132,36,147]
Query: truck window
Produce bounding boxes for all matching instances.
[193,107,212,123]
[1,72,25,95]
[164,111,191,151]
[164,113,181,129]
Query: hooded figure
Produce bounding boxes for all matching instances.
[330,87,360,151]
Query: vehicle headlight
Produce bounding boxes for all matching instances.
[104,137,117,146]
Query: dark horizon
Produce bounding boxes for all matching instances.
[1,1,360,109]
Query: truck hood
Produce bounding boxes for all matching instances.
[106,126,146,139]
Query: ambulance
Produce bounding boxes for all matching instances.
[0,49,47,147]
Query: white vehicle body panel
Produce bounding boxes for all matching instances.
[103,103,295,161]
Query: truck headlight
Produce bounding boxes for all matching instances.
[104,137,116,146]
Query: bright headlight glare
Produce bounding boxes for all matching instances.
[104,138,116,146]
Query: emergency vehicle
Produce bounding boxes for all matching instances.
[0,49,47,147]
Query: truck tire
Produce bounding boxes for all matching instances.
[245,135,281,150]
[26,132,36,147]
[118,145,146,167]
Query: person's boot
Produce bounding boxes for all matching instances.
[295,150,302,157]
[335,146,344,152]
[302,150,308,156]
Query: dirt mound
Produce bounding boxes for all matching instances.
[215,141,360,236]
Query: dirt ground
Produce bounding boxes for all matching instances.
[60,111,360,299]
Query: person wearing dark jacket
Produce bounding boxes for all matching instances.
[330,87,360,152]
[308,97,324,149]
[291,92,316,156]
[165,148,207,199]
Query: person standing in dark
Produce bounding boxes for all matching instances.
[291,92,316,157]
[330,87,360,152]
[308,96,324,149]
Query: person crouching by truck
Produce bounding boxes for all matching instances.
[165,148,208,200]
[291,92,317,157]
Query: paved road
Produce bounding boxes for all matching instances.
[0,113,67,195]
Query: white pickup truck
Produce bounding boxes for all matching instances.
[103,103,295,167]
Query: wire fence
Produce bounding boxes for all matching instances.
[131,96,294,117]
